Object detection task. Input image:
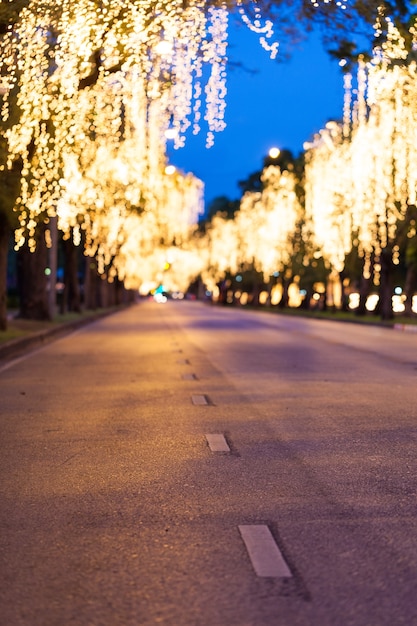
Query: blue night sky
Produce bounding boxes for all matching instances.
[168,20,345,208]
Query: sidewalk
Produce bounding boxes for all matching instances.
[0,307,124,362]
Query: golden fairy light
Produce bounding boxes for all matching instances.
[235,165,301,279]
[202,163,301,294]
[0,1,230,250]
[304,121,353,273]
[201,213,240,295]
[0,0,284,296]
[237,2,279,59]
[305,14,417,292]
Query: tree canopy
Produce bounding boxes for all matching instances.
[1,1,416,47]
[1,0,417,323]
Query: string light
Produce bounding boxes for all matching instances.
[309,0,348,9]
[304,14,417,291]
[4,0,401,301]
[0,0,286,296]
[237,2,279,59]
[202,164,302,291]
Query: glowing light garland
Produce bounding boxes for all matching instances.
[202,213,239,295]
[304,15,417,288]
[202,164,301,293]
[237,165,301,278]
[0,1,228,252]
[304,121,353,273]
[309,0,348,10]
[0,0,282,290]
[237,3,279,59]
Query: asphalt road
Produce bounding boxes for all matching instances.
[1,300,416,626]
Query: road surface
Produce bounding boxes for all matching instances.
[1,300,416,625]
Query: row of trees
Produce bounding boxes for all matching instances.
[1,1,416,328]
[0,0,219,328]
[192,17,417,319]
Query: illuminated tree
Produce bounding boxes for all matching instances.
[202,158,303,305]
[0,0,232,321]
[304,120,354,309]
[238,164,301,273]
[1,0,416,327]
[304,14,417,318]
[107,169,205,291]
[202,213,240,300]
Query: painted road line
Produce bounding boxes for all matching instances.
[205,433,230,453]
[182,373,197,381]
[394,323,417,332]
[238,525,292,578]
[191,394,209,405]
[0,345,48,373]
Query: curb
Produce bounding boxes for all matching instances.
[393,323,417,333]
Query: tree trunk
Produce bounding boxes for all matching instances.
[0,211,10,330]
[278,278,290,309]
[46,216,58,319]
[217,280,228,305]
[378,248,394,321]
[299,287,313,310]
[339,272,350,312]
[84,256,99,310]
[403,263,417,317]
[356,252,375,316]
[250,281,262,306]
[63,233,81,313]
[17,224,51,320]
[99,276,109,308]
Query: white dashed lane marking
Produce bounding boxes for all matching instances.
[238,525,292,578]
[191,394,209,405]
[182,373,197,380]
[205,434,230,453]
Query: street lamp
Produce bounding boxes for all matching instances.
[268,147,280,159]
